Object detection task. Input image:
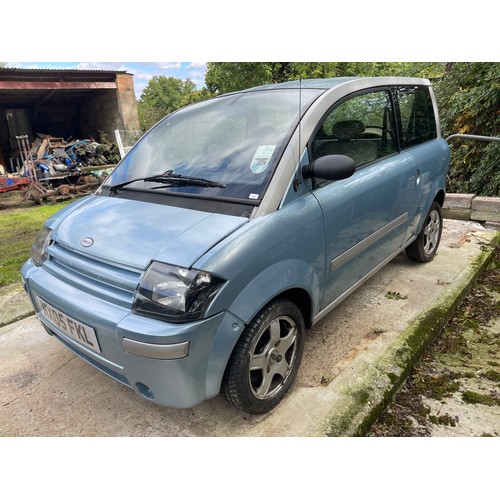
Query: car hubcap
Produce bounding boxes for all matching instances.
[248,315,298,400]
[423,210,440,255]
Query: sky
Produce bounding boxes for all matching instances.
[5,61,207,100]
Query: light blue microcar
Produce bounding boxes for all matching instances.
[23,77,450,413]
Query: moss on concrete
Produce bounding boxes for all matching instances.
[320,232,500,437]
[462,390,500,406]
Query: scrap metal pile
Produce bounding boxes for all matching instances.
[13,134,119,203]
[24,134,119,181]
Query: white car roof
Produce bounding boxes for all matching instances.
[245,76,431,92]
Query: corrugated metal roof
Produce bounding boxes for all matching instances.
[0,68,130,82]
[0,67,128,74]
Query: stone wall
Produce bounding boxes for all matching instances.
[443,193,500,229]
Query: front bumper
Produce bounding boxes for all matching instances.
[22,260,245,409]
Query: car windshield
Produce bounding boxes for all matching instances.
[103,88,322,202]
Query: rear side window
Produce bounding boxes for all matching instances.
[395,86,437,148]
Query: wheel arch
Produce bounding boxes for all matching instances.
[275,287,313,329]
[413,184,446,237]
[222,258,320,329]
[434,189,445,207]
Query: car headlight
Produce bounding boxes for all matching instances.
[31,225,52,267]
[132,262,226,323]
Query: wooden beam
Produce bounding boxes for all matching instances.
[0,81,117,90]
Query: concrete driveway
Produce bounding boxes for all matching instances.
[0,220,498,436]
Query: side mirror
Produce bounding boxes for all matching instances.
[302,154,356,181]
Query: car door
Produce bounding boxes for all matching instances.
[309,88,410,310]
[393,85,442,242]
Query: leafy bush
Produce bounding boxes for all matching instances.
[435,63,500,196]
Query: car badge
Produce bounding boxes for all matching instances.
[80,237,94,248]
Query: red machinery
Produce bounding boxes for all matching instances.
[0,175,29,193]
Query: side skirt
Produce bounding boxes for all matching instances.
[313,235,417,325]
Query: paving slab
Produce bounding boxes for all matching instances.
[0,219,498,436]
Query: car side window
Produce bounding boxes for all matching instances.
[395,86,437,148]
[311,90,397,167]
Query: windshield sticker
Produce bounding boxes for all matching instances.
[250,145,276,174]
[249,193,259,200]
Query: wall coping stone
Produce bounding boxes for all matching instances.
[443,193,500,223]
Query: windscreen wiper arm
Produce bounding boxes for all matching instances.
[109,170,225,194]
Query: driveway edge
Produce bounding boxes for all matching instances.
[316,231,500,437]
[0,283,34,329]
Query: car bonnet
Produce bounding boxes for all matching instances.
[50,195,248,270]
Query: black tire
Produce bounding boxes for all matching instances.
[222,299,305,414]
[405,201,443,263]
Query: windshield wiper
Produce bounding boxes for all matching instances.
[109,170,225,194]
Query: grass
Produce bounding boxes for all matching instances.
[0,201,70,287]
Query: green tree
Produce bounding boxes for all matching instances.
[291,62,445,81]
[435,62,500,196]
[205,63,274,94]
[137,76,206,132]
[205,62,445,94]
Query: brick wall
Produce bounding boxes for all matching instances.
[80,74,139,142]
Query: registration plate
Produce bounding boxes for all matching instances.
[37,297,101,353]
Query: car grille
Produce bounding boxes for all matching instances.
[44,242,142,308]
